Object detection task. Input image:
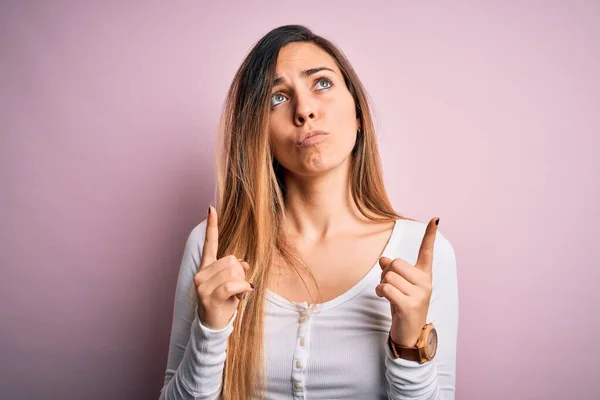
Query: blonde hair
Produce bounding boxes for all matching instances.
[201,25,404,398]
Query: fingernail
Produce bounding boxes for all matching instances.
[250,283,255,289]
[435,218,439,226]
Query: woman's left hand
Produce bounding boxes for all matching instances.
[376,217,439,348]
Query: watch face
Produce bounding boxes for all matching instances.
[427,328,438,358]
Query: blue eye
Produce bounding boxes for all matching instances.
[270,77,333,108]
[315,78,332,90]
[271,93,287,107]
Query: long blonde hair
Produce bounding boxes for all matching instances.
[211,25,402,398]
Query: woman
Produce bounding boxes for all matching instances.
[160,25,458,399]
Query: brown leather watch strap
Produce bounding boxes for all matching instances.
[387,334,420,362]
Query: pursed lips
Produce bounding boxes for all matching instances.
[297,130,329,145]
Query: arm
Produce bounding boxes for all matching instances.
[385,231,459,399]
[159,223,238,400]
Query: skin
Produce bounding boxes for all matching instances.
[378,218,439,348]
[195,42,440,349]
[266,42,396,305]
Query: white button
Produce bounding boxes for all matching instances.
[294,381,302,389]
[299,337,305,346]
[295,360,303,368]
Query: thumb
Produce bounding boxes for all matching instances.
[379,256,393,269]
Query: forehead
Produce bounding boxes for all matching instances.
[275,42,341,75]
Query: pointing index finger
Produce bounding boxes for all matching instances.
[416,217,439,274]
[200,206,218,269]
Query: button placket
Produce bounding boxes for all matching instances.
[291,305,313,398]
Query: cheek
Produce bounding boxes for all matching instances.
[330,94,357,131]
[269,136,287,160]
[268,120,290,161]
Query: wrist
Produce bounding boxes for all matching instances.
[387,323,438,364]
[389,333,419,348]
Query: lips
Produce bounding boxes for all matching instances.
[297,130,329,145]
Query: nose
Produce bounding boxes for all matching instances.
[294,94,316,126]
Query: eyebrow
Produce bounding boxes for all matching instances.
[272,67,336,87]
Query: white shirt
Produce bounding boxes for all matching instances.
[159,218,459,399]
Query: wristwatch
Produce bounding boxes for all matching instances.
[387,323,438,364]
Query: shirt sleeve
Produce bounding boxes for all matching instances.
[159,223,238,400]
[385,230,459,400]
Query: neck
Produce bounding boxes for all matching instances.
[282,158,364,240]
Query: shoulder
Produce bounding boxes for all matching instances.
[186,219,208,245]
[176,219,208,274]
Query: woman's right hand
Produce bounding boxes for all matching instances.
[194,206,254,330]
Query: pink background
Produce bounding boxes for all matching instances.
[1,1,599,399]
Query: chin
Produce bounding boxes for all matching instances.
[275,137,356,177]
[295,152,353,177]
